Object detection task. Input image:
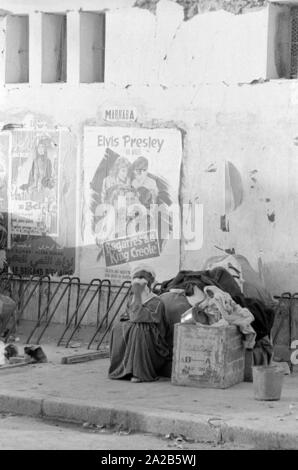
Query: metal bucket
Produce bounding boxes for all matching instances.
[252,365,284,401]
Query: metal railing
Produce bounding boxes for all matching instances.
[26,276,74,344]
[1,276,297,361]
[8,275,51,340]
[87,280,131,350]
[0,274,128,349]
[57,278,102,347]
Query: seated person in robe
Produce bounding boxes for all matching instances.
[108,265,170,383]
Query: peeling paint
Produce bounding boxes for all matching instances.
[1,122,23,130]
[249,78,269,85]
[0,9,12,17]
[134,0,159,14]
[134,0,267,19]
[239,78,270,87]
[214,245,235,255]
[205,163,217,172]
[220,214,229,232]
[214,246,235,255]
[267,211,275,223]
[225,161,243,212]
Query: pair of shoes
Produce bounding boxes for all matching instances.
[131,376,142,383]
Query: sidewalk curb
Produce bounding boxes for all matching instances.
[0,392,297,449]
[41,397,221,443]
[220,423,298,450]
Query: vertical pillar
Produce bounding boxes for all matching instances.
[29,11,42,86]
[67,10,80,86]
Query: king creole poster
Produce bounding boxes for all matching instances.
[80,126,183,283]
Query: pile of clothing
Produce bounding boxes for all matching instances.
[160,262,276,363]
[181,285,256,349]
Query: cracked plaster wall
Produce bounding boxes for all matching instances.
[0,0,298,294]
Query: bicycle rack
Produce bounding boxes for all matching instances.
[87,280,131,350]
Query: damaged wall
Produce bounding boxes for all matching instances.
[106,2,269,85]
[178,81,298,295]
[0,0,298,302]
[0,0,270,85]
[135,0,268,18]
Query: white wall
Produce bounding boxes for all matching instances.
[0,0,270,87]
[106,2,269,86]
[1,0,298,296]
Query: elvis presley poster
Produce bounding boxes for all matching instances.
[80,126,183,283]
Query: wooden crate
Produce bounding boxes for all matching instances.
[171,323,245,389]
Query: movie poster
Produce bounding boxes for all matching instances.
[0,133,10,252]
[80,126,183,283]
[9,129,59,237]
[5,128,76,277]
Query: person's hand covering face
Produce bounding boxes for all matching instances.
[131,278,148,301]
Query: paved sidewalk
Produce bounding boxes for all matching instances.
[0,344,298,449]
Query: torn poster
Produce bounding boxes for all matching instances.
[9,129,60,237]
[5,128,76,277]
[80,126,182,283]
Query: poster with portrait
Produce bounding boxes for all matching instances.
[5,128,76,277]
[8,129,59,238]
[0,133,10,251]
[80,126,183,284]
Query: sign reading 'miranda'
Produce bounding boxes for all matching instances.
[103,107,137,122]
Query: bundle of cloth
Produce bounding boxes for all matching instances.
[181,285,256,349]
[160,265,276,362]
[203,253,276,307]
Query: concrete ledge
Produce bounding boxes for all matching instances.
[0,391,297,449]
[41,397,220,443]
[42,398,114,425]
[221,423,298,450]
[0,393,42,417]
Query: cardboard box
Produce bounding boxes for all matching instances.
[171,323,245,389]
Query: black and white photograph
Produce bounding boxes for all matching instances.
[0,0,297,461]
